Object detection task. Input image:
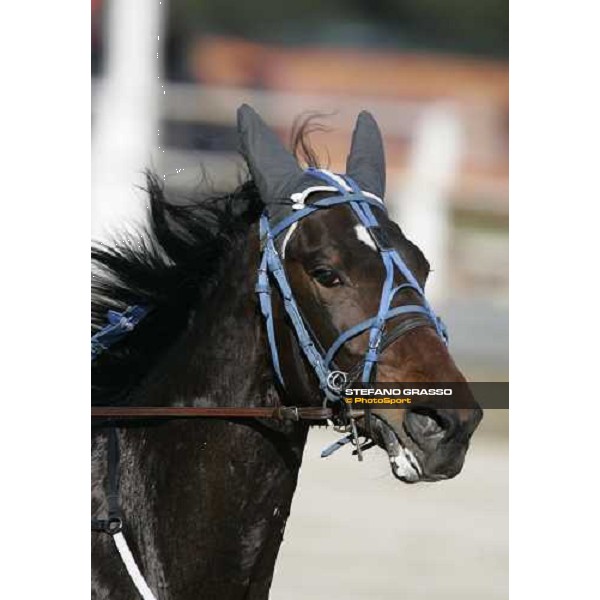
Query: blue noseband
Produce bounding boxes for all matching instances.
[256,168,447,404]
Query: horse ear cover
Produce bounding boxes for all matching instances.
[346,111,386,199]
[237,104,320,224]
[237,105,387,223]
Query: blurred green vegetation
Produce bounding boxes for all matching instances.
[172,0,508,57]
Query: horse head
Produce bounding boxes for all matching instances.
[238,104,482,483]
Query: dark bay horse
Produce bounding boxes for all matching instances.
[92,105,482,599]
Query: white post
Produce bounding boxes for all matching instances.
[389,103,464,303]
[92,0,165,241]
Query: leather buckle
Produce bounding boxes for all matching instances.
[276,406,300,421]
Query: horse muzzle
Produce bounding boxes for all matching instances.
[365,403,483,483]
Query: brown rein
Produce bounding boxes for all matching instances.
[90,406,363,421]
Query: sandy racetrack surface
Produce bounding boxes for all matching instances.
[271,421,508,600]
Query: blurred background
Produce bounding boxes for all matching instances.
[91,1,508,598]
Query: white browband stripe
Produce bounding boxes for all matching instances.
[311,169,384,203]
[290,185,338,207]
[317,169,353,192]
[362,190,384,203]
[113,531,158,600]
[280,177,384,259]
[281,186,338,258]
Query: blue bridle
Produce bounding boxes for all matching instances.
[256,168,448,404]
[92,169,448,408]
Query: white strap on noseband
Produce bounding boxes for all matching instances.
[113,531,158,600]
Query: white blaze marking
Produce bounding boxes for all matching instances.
[354,224,377,251]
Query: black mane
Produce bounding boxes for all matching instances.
[92,119,324,405]
[91,173,263,405]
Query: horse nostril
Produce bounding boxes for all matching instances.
[404,408,451,441]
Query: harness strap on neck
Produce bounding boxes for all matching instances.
[91,428,122,533]
[112,532,158,600]
[92,428,159,600]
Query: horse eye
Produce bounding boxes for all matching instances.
[311,266,342,288]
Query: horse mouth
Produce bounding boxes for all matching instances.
[368,415,423,483]
[364,412,473,484]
